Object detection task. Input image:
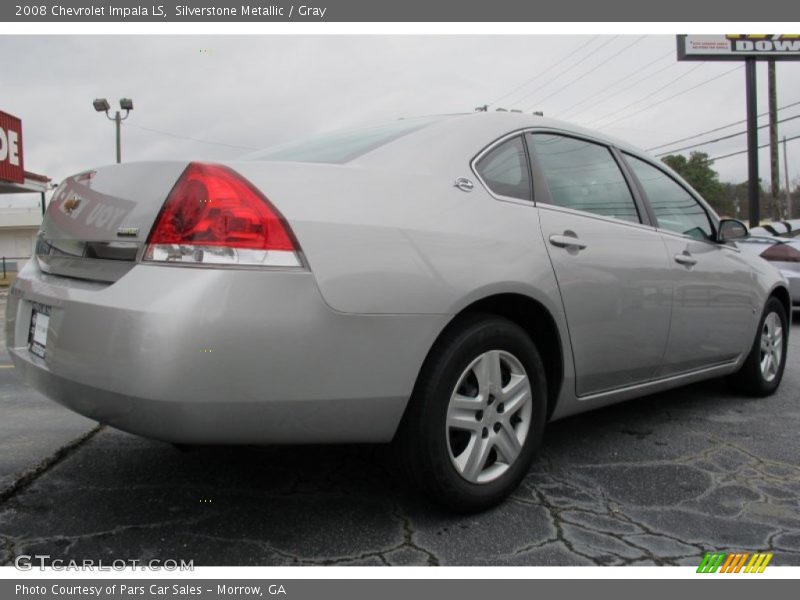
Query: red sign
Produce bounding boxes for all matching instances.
[0,110,24,184]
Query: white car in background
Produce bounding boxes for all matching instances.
[738,223,800,309]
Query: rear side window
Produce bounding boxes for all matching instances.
[475,136,532,201]
[625,154,714,241]
[528,133,640,223]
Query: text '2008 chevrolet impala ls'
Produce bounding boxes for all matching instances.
[5,113,791,512]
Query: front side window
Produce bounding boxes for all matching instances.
[528,133,640,223]
[475,136,532,201]
[625,154,714,241]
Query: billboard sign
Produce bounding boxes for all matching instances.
[0,110,24,184]
[677,35,800,61]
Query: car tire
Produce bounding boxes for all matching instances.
[728,297,788,397]
[394,314,547,513]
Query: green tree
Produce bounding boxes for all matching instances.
[661,152,734,216]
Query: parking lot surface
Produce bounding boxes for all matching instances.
[1,292,799,566]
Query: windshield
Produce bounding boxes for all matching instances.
[245,116,444,164]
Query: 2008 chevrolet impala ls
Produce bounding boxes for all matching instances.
[5,113,790,511]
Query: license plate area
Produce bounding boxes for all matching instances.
[28,302,51,359]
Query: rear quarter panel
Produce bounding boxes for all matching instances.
[229,161,563,319]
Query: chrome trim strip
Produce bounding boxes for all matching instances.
[656,226,743,253]
[535,201,659,233]
[577,360,739,402]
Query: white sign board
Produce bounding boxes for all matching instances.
[677,35,800,61]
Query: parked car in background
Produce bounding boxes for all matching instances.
[4,112,792,511]
[737,234,800,309]
[750,219,800,238]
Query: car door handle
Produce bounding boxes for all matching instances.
[674,252,697,267]
[549,234,587,250]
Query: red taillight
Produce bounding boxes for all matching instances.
[760,243,800,263]
[144,163,301,267]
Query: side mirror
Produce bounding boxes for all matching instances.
[717,218,749,243]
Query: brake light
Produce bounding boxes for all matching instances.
[144,163,301,267]
[760,243,800,263]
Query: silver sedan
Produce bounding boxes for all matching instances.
[5,113,791,511]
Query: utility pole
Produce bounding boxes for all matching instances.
[745,59,760,227]
[785,136,793,218]
[677,35,800,226]
[768,60,782,219]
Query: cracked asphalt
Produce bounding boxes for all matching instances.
[1,291,799,566]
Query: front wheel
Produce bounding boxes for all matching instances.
[728,297,788,397]
[395,315,547,513]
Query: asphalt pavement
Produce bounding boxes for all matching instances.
[1,291,799,566]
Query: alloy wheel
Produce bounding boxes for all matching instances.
[760,311,783,383]
[446,350,533,484]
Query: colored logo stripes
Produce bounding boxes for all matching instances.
[697,552,773,573]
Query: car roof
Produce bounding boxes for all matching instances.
[246,111,653,169]
[345,111,654,169]
[423,112,647,156]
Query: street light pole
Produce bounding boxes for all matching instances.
[93,98,133,164]
[115,110,122,164]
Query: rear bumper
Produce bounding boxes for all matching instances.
[5,260,447,444]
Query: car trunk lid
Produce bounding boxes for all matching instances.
[37,161,189,282]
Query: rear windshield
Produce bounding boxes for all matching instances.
[245,116,443,164]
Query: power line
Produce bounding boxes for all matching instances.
[646,99,800,152]
[511,36,620,110]
[584,63,707,126]
[566,61,680,122]
[595,64,743,129]
[704,132,800,163]
[124,122,257,151]
[521,35,648,111]
[487,36,600,108]
[554,48,674,120]
[654,113,800,157]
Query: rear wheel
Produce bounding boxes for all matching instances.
[395,315,547,513]
[728,297,788,397]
